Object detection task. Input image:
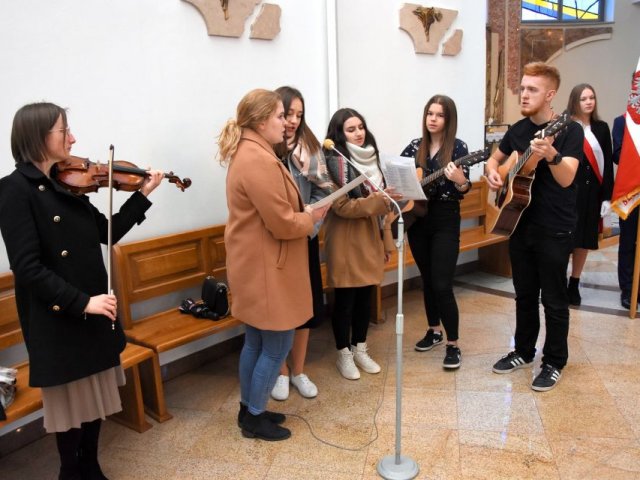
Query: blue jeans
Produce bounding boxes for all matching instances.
[239,325,294,415]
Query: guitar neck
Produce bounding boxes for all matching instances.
[420,157,466,186]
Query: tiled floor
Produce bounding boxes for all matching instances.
[3,244,640,479]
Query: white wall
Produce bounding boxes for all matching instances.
[550,1,640,125]
[0,0,487,274]
[336,0,487,158]
[0,0,330,271]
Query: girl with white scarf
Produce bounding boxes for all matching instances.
[323,108,401,380]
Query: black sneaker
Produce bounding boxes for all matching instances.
[531,363,562,392]
[415,329,443,351]
[443,345,461,369]
[492,351,533,374]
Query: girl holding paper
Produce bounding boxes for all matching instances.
[323,108,399,380]
[270,86,333,401]
[400,95,470,369]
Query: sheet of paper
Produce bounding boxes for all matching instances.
[310,174,367,208]
[380,154,427,200]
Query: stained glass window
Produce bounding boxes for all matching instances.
[521,0,605,22]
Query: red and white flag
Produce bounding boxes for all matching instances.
[611,57,640,220]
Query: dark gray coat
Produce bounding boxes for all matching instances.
[0,162,151,387]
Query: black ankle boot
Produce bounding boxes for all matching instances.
[56,429,82,480]
[78,419,109,480]
[241,411,291,441]
[568,277,581,306]
[237,402,286,428]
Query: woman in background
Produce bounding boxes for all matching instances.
[218,89,327,441]
[0,102,164,479]
[323,108,400,380]
[400,95,470,369]
[270,86,333,401]
[566,83,613,305]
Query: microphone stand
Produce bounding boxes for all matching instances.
[326,145,419,480]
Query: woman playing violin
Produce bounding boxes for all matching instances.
[0,102,164,480]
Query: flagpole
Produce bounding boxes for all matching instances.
[630,215,640,319]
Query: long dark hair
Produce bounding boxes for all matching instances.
[274,86,321,158]
[324,108,380,161]
[416,95,458,170]
[11,102,68,165]
[567,83,600,123]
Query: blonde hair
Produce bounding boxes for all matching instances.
[217,89,281,166]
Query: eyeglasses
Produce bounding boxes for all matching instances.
[49,126,71,135]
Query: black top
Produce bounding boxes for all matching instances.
[400,138,470,201]
[0,162,152,387]
[498,116,584,233]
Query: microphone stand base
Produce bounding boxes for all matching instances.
[377,455,419,480]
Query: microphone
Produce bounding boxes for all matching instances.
[322,139,403,221]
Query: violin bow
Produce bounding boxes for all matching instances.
[107,145,115,330]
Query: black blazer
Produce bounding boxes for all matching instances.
[0,162,151,387]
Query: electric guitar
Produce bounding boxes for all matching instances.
[386,148,489,229]
[485,110,572,237]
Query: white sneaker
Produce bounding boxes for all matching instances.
[336,347,360,380]
[352,343,381,374]
[271,375,289,401]
[290,373,318,398]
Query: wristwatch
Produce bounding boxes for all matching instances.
[455,179,471,191]
[547,153,563,166]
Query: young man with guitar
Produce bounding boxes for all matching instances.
[484,62,583,391]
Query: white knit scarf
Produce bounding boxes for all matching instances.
[345,142,384,192]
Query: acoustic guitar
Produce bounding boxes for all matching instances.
[386,148,489,231]
[485,111,572,237]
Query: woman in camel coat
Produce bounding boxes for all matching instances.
[218,89,327,442]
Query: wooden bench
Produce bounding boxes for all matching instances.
[112,225,242,393]
[0,272,169,434]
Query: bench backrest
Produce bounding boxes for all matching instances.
[460,178,488,221]
[0,272,22,349]
[113,225,227,329]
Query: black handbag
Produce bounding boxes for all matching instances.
[201,276,230,319]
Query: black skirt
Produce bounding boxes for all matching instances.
[573,164,601,250]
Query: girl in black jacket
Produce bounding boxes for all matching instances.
[0,102,164,479]
[566,84,614,305]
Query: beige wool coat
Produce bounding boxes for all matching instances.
[224,129,314,331]
[324,194,389,288]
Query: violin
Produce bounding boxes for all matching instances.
[55,156,192,194]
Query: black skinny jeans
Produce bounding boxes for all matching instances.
[407,200,461,341]
[332,285,373,350]
[509,222,573,370]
